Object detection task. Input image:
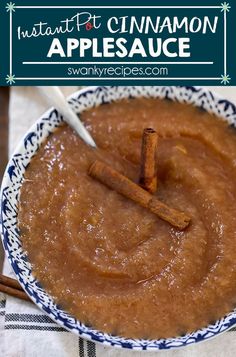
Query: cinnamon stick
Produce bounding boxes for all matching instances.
[0,274,22,290]
[0,274,30,301]
[139,128,158,193]
[89,161,190,230]
[0,283,30,301]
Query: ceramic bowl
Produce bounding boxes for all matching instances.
[1,86,236,351]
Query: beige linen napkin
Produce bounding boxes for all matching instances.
[1,86,236,357]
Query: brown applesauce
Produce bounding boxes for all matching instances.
[19,98,236,339]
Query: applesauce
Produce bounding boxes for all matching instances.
[19,98,236,339]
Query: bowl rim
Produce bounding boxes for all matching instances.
[1,85,236,351]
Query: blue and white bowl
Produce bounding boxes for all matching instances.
[1,86,236,351]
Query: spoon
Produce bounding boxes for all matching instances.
[37,86,97,148]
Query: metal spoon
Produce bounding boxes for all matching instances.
[37,86,97,148]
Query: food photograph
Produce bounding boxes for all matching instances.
[0,86,236,356]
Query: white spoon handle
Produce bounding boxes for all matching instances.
[37,86,96,148]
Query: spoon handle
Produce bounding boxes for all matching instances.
[37,86,96,148]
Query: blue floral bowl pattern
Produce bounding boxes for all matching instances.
[1,86,236,351]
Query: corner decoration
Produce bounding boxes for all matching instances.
[5,2,16,84]
[220,2,231,84]
[1,1,234,85]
